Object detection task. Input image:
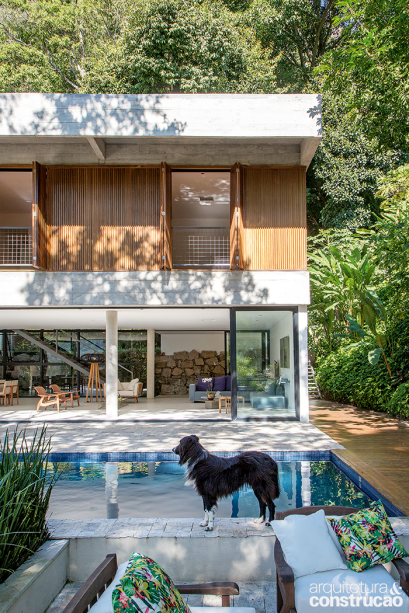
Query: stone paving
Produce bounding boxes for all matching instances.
[47,517,409,540]
[0,419,343,452]
[47,518,275,540]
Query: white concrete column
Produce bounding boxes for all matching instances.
[298,305,309,423]
[147,328,155,399]
[106,310,118,418]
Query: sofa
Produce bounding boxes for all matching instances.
[189,375,231,402]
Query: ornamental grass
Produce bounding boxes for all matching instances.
[0,427,59,584]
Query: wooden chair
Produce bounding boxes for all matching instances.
[5,380,19,406]
[50,384,80,407]
[61,554,240,613]
[274,505,409,613]
[34,386,67,412]
[0,381,11,406]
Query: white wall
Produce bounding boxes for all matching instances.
[270,312,294,411]
[0,213,32,227]
[161,332,225,355]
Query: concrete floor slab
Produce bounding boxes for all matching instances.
[0,418,343,452]
[0,396,296,422]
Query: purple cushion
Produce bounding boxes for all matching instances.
[225,375,231,391]
[213,376,226,392]
[196,377,214,392]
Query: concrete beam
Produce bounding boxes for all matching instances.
[0,141,301,166]
[300,137,321,168]
[87,137,106,162]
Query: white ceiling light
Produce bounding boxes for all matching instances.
[199,196,214,206]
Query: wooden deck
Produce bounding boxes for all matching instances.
[310,400,409,516]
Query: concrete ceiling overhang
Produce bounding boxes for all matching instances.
[0,307,232,331]
[0,93,322,167]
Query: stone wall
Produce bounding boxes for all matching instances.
[156,350,226,395]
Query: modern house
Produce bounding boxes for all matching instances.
[0,93,321,421]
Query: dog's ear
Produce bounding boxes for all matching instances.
[192,435,200,442]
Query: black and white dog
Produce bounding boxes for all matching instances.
[172,435,280,531]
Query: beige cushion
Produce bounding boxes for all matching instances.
[118,379,139,391]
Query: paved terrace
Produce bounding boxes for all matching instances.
[0,411,342,453]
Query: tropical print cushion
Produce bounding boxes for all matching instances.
[112,553,191,613]
[329,500,408,572]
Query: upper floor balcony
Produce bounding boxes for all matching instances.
[0,163,307,272]
[0,93,321,273]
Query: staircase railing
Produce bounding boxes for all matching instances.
[57,330,133,376]
[308,360,322,399]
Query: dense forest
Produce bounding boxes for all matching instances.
[1,0,408,415]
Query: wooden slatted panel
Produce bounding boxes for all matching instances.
[242,167,306,270]
[230,163,244,270]
[32,161,48,269]
[161,162,172,269]
[47,167,161,271]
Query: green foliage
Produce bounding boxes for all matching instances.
[306,93,400,230]
[319,0,409,150]
[0,0,276,94]
[243,0,342,89]
[83,0,276,94]
[311,166,409,417]
[316,343,390,412]
[387,383,409,419]
[308,240,379,355]
[0,0,116,92]
[0,427,59,584]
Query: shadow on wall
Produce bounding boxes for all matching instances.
[19,265,271,307]
[0,93,187,137]
[48,226,161,272]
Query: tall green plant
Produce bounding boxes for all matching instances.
[344,289,392,377]
[0,427,59,584]
[309,241,377,354]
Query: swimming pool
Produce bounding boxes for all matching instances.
[47,460,373,520]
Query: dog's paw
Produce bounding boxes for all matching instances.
[199,521,209,527]
[253,516,265,524]
[204,525,213,532]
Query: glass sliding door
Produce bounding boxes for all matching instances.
[232,309,297,418]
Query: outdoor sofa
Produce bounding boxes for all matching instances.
[274,505,409,613]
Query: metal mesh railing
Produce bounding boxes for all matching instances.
[0,228,32,265]
[172,227,230,268]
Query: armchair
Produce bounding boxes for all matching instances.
[118,379,143,403]
[274,506,409,613]
[61,554,250,613]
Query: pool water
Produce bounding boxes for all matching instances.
[47,461,372,520]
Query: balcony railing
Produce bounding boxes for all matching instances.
[172,227,230,269]
[0,228,32,266]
